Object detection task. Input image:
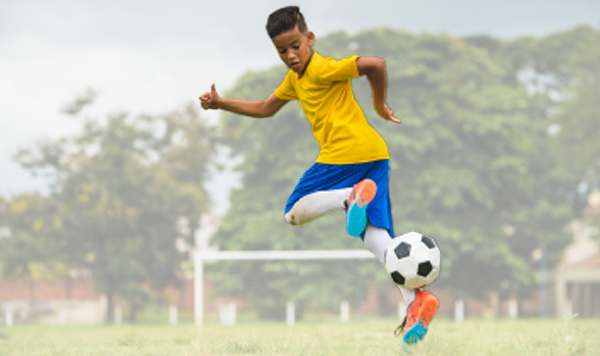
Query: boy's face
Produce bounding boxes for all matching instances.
[272,26,315,74]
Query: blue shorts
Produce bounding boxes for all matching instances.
[284,159,394,238]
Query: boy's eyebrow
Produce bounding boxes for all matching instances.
[276,39,301,49]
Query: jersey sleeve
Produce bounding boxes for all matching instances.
[274,70,298,101]
[315,55,361,83]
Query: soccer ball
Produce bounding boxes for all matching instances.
[384,232,441,290]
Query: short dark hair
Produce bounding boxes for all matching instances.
[266,6,308,39]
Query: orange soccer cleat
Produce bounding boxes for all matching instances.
[394,289,439,346]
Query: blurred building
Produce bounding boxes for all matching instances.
[554,192,600,318]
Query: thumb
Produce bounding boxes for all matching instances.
[211,83,218,95]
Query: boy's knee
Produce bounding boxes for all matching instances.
[284,211,298,226]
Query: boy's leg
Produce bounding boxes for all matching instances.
[363,223,416,305]
[364,224,437,346]
[285,179,377,237]
[284,188,351,226]
[283,160,392,237]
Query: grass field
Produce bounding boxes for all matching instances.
[1,319,599,355]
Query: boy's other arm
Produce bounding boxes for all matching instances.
[199,84,288,118]
[356,57,401,124]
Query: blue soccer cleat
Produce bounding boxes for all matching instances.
[345,179,377,237]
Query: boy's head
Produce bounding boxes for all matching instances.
[266,6,307,39]
[266,6,315,73]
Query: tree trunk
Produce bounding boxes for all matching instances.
[29,279,35,306]
[128,304,137,324]
[105,292,114,324]
[65,278,72,299]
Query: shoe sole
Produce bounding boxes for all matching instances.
[346,179,377,237]
[401,321,428,346]
[402,294,439,346]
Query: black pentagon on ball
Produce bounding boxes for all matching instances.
[390,271,406,285]
[394,242,411,259]
[421,235,436,249]
[417,261,433,277]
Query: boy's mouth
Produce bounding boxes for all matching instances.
[290,62,300,69]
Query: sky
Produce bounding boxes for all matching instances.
[1,0,598,214]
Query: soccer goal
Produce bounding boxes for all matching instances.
[194,249,405,327]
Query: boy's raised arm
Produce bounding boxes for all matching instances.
[356,57,401,125]
[199,84,288,118]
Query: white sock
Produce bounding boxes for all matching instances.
[284,188,351,226]
[363,223,391,263]
[399,287,416,306]
[363,224,416,306]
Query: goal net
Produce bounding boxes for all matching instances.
[194,250,406,327]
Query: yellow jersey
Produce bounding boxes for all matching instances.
[274,51,390,164]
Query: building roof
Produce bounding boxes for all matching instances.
[583,206,600,218]
[569,254,600,271]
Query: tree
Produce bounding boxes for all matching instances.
[549,28,600,209]
[458,28,600,316]
[546,27,600,239]
[14,93,217,322]
[0,194,70,304]
[209,28,574,316]
[467,26,600,219]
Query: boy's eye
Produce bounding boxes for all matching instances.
[293,45,300,49]
[279,49,286,54]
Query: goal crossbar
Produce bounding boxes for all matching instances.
[197,249,374,261]
[194,250,376,327]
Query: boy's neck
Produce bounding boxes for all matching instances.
[298,49,314,79]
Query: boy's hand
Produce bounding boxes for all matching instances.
[199,84,221,110]
[377,104,401,125]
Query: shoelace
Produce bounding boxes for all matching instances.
[393,316,407,337]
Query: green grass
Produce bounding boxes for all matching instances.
[0,319,599,355]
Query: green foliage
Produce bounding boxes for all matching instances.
[550,28,600,238]
[466,25,596,91]
[210,27,581,313]
[0,194,70,282]
[60,88,99,116]
[549,28,600,197]
[468,25,600,218]
[6,98,217,322]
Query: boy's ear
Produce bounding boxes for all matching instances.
[307,31,315,46]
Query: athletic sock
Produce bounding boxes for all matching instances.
[399,287,416,305]
[363,223,391,263]
[363,224,416,306]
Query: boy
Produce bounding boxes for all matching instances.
[199,6,438,347]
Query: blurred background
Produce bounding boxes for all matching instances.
[1,0,599,326]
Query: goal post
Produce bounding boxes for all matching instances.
[194,250,376,327]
